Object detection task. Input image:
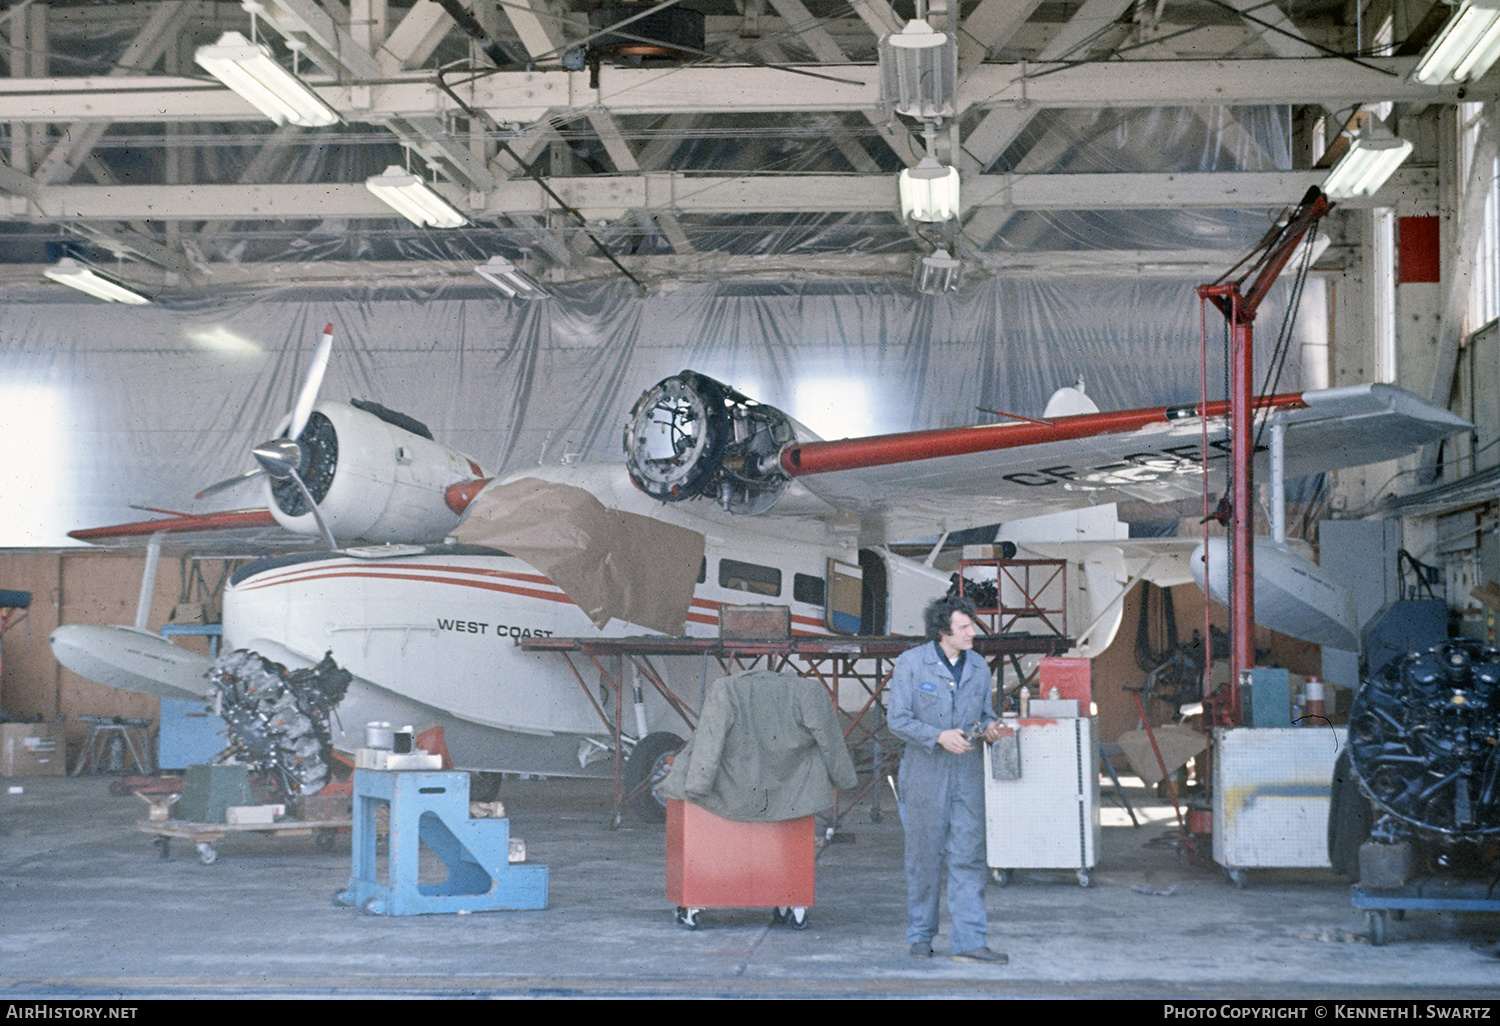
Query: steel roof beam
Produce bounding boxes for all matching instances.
[17,168,1431,222]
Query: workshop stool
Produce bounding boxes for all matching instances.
[72,717,153,775]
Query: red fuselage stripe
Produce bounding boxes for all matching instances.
[239,569,577,605]
[239,565,831,632]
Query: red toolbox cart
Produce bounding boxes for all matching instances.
[666,799,816,929]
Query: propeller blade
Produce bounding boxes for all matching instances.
[286,323,334,441]
[195,468,266,500]
[286,467,338,551]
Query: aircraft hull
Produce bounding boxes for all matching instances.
[1192,537,1359,650]
[220,545,838,775]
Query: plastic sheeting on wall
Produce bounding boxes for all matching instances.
[0,274,1323,548]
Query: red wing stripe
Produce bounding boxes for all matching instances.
[780,392,1308,476]
[69,509,279,541]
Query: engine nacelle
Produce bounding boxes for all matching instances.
[624,370,800,515]
[266,400,486,544]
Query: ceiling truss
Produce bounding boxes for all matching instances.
[0,0,1488,289]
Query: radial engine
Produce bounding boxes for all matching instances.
[623,370,800,515]
[1349,639,1500,865]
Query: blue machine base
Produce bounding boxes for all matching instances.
[337,770,547,916]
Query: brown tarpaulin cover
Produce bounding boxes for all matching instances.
[452,477,705,635]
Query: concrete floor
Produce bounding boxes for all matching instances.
[3,773,1500,1000]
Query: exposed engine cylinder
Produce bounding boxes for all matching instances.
[624,370,796,515]
[209,649,352,796]
[1350,639,1500,839]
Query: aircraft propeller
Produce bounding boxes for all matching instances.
[196,324,340,550]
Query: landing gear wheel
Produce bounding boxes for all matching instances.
[1076,869,1091,888]
[153,837,170,861]
[675,906,701,930]
[1367,910,1387,947]
[195,841,218,865]
[990,868,1009,887]
[625,732,685,823]
[315,829,336,853]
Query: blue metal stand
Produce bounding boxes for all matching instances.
[337,770,547,916]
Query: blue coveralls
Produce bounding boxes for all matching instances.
[886,641,996,952]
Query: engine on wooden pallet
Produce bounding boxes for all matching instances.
[208,649,351,796]
[1346,639,1500,872]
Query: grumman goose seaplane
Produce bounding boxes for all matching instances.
[50,322,1470,803]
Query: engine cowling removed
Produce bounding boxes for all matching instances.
[1350,639,1500,841]
[624,370,797,515]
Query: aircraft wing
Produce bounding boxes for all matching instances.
[67,508,281,543]
[776,383,1469,543]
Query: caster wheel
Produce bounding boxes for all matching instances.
[1077,869,1091,888]
[675,906,701,930]
[153,837,170,861]
[789,907,809,930]
[1226,867,1247,889]
[990,869,1009,887]
[1367,910,1387,947]
[196,842,218,865]
[771,907,789,925]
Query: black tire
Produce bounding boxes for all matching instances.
[624,731,685,823]
[1328,748,1373,880]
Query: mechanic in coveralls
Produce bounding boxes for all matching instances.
[887,594,1008,964]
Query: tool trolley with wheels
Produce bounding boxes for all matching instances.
[666,799,816,930]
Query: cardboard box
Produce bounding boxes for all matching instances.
[225,804,285,825]
[0,722,66,777]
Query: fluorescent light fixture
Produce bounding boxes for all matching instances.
[475,256,548,299]
[914,248,962,294]
[899,157,961,221]
[364,165,468,228]
[1413,0,1500,84]
[44,259,150,305]
[879,18,958,121]
[193,31,339,128]
[1322,119,1414,200]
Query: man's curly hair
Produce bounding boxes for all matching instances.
[924,594,979,643]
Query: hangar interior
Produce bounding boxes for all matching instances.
[1,0,1500,998]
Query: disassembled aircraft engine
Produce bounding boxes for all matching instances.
[1349,639,1500,865]
[209,649,352,796]
[625,370,798,514]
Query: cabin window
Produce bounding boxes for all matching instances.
[793,572,825,606]
[719,558,781,597]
